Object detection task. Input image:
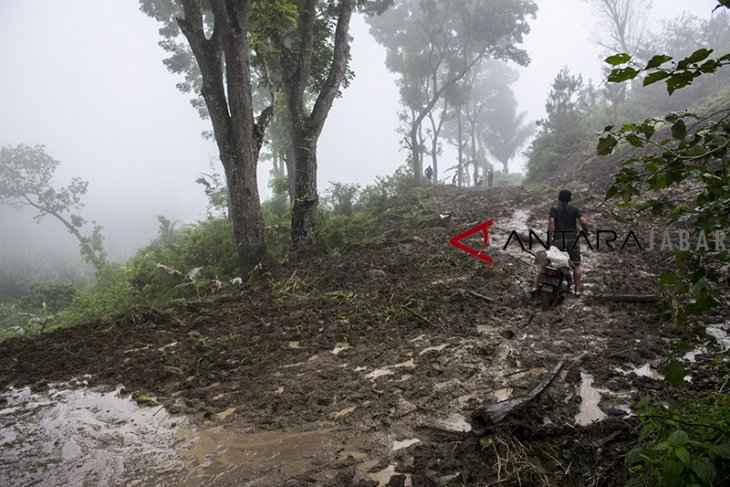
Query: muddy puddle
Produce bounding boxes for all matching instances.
[0,381,184,487]
[0,381,449,486]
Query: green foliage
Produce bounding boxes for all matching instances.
[127,217,238,302]
[0,144,107,272]
[599,3,730,323]
[492,170,524,187]
[525,67,600,183]
[606,49,730,95]
[57,263,139,327]
[18,282,77,314]
[0,301,59,340]
[626,394,730,486]
[323,182,361,216]
[195,159,230,218]
[599,109,729,322]
[368,0,537,175]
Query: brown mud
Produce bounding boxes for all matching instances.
[1,185,728,486]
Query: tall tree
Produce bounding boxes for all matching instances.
[479,72,534,174]
[0,144,106,273]
[584,0,653,56]
[368,0,537,182]
[268,0,362,248]
[585,0,653,123]
[142,0,389,252]
[141,0,272,276]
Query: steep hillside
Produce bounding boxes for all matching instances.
[1,185,728,486]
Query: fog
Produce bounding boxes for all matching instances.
[0,0,722,265]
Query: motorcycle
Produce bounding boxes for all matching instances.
[539,247,573,310]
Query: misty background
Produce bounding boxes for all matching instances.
[0,0,721,268]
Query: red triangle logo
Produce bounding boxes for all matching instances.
[449,220,494,264]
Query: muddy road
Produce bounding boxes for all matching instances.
[1,186,728,486]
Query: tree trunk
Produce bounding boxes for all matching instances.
[274,0,355,249]
[470,111,479,185]
[456,106,464,187]
[285,143,296,203]
[222,151,266,275]
[291,133,318,248]
[410,125,423,182]
[177,0,269,277]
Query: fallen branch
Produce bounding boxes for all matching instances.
[401,305,437,327]
[471,361,564,430]
[468,290,494,303]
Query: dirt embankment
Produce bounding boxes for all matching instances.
[1,185,727,486]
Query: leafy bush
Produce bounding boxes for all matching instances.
[127,217,238,302]
[17,282,77,314]
[57,263,138,326]
[316,211,376,249]
[323,182,361,216]
[626,394,730,486]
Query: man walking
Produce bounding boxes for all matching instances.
[531,190,589,296]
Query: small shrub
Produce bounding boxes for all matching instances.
[58,263,138,326]
[626,394,730,486]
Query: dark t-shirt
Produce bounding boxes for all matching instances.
[549,203,582,240]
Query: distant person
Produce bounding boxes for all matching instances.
[487,169,494,189]
[474,175,483,187]
[531,189,589,296]
[425,165,433,184]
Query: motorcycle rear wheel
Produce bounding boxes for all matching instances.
[541,290,552,311]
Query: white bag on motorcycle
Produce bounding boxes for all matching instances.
[545,246,570,268]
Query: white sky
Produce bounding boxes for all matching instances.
[0,0,722,257]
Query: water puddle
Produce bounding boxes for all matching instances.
[494,388,513,402]
[683,348,705,363]
[332,342,351,354]
[440,413,472,432]
[365,359,416,380]
[392,438,420,451]
[0,384,184,487]
[707,324,730,350]
[616,363,664,380]
[575,373,607,426]
[419,344,447,356]
[334,406,357,418]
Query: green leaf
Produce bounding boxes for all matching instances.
[672,120,687,140]
[605,52,631,65]
[625,447,645,466]
[687,291,716,315]
[675,446,691,466]
[597,134,618,155]
[700,59,719,73]
[644,70,671,87]
[638,423,655,442]
[625,134,644,147]
[608,67,640,83]
[646,55,673,69]
[653,440,672,451]
[659,272,681,286]
[669,430,689,448]
[675,251,694,264]
[684,48,713,66]
[713,441,730,459]
[690,457,716,484]
[605,185,619,199]
[665,360,686,388]
[667,72,696,94]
